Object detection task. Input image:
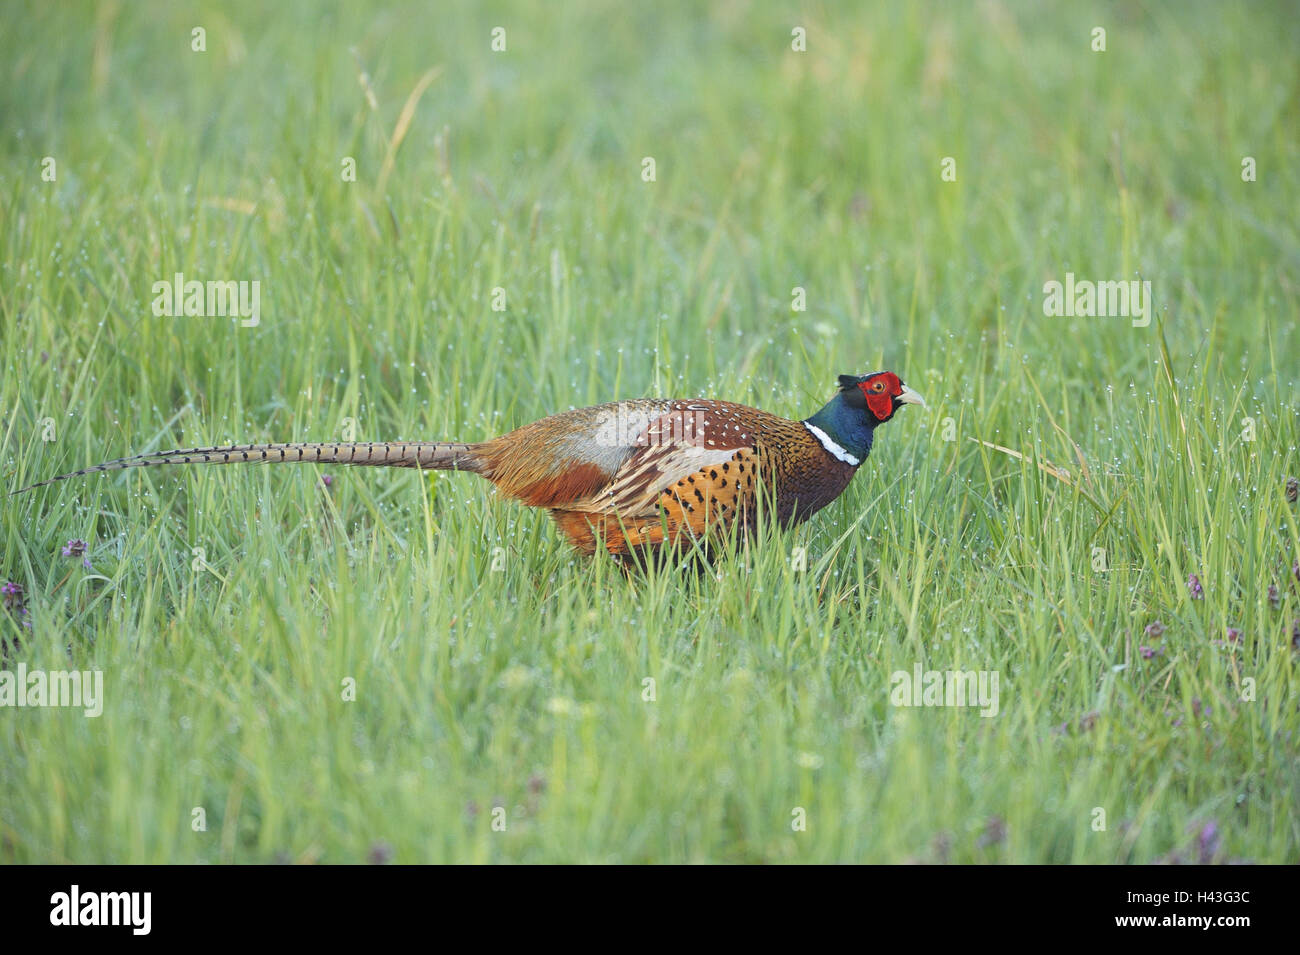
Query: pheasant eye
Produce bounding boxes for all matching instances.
[870,381,886,393]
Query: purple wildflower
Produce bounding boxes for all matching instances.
[1144,621,1166,639]
[367,841,393,865]
[1268,584,1280,610]
[1195,820,1221,864]
[931,831,953,863]
[2,581,31,630]
[1225,627,1242,644]
[1187,574,1203,599]
[977,816,1008,848]
[61,539,87,558]
[321,474,333,488]
[1139,645,1157,659]
[1287,476,1299,503]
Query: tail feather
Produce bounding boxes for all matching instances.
[12,441,485,494]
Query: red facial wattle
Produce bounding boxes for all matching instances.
[859,373,902,421]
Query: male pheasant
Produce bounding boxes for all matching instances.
[18,371,924,558]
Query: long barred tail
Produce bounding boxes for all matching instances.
[11,441,486,494]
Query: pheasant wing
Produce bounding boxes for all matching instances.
[566,402,757,518]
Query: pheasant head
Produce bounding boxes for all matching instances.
[802,371,926,466]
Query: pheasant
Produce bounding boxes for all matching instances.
[17,371,924,558]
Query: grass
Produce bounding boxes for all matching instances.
[1,0,1298,863]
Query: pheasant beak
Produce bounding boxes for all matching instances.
[896,384,927,410]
